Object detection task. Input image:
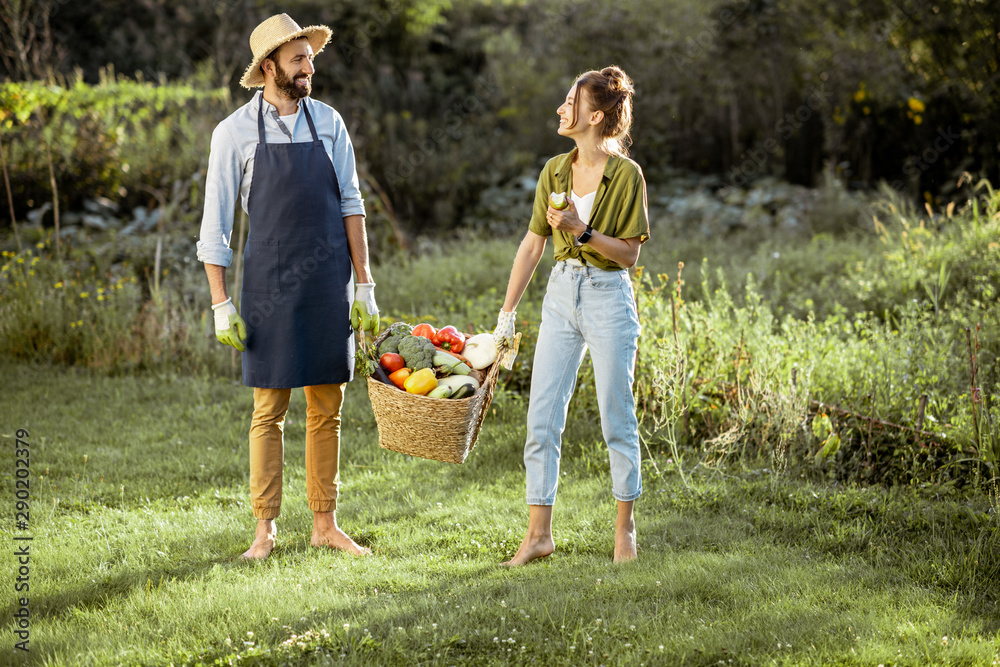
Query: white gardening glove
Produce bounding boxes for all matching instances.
[212,297,247,352]
[493,309,516,346]
[350,282,380,334]
[494,309,519,370]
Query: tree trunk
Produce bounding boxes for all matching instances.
[0,136,22,252]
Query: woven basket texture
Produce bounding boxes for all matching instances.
[365,329,505,464]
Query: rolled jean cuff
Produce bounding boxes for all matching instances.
[525,497,556,506]
[613,488,643,503]
[252,503,281,520]
[307,498,337,513]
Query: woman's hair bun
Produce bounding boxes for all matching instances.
[601,66,634,97]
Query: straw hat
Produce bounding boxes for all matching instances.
[239,14,333,89]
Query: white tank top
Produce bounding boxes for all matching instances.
[571,190,597,246]
[572,190,597,224]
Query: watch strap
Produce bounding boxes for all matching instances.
[576,225,593,244]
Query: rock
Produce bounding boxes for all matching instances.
[26,203,52,227]
[121,207,161,235]
[83,196,118,216]
[720,187,746,206]
[82,213,110,230]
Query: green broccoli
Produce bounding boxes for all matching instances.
[378,322,413,355]
[397,334,436,371]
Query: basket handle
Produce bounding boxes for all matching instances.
[357,328,396,385]
[357,328,372,357]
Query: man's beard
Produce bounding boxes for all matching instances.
[274,64,310,99]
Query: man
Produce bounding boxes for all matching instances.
[197,13,379,560]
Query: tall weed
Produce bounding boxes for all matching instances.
[0,231,225,374]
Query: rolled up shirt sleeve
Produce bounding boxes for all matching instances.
[328,108,365,218]
[196,123,242,268]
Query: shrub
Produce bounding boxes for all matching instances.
[0,71,229,222]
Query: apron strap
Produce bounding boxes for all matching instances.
[302,103,320,143]
[257,94,320,145]
[257,94,267,145]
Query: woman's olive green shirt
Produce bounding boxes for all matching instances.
[528,148,650,271]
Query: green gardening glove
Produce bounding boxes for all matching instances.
[212,297,247,352]
[350,282,380,334]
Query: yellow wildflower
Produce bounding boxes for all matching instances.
[914,114,923,125]
[80,291,90,298]
[54,281,63,288]
[35,241,44,250]
[908,97,925,113]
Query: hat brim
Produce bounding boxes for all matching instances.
[239,25,333,89]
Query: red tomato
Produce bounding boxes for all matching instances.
[379,353,405,373]
[412,323,436,339]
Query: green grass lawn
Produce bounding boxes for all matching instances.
[1,360,999,666]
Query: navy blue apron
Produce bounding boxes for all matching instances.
[240,97,354,388]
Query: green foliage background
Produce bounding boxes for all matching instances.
[3,0,1000,487]
[2,0,999,235]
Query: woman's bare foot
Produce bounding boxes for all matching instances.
[501,532,555,566]
[501,505,555,566]
[240,519,276,560]
[311,511,371,556]
[613,521,637,562]
[613,499,637,563]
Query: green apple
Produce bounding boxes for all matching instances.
[549,191,568,210]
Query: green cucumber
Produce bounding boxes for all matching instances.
[428,384,453,399]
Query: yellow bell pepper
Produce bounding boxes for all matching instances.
[403,367,437,395]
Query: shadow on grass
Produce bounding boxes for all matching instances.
[0,529,238,629]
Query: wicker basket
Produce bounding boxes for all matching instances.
[365,329,519,464]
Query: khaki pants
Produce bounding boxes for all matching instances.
[248,383,346,519]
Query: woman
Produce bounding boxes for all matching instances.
[493,66,649,565]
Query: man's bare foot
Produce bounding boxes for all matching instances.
[613,518,637,563]
[240,519,276,560]
[500,533,555,566]
[311,511,371,556]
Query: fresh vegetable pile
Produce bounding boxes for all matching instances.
[366,322,500,399]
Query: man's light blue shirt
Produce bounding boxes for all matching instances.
[196,91,365,268]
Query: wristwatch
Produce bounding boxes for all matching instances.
[576,225,593,244]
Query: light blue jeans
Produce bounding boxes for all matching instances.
[524,261,642,505]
